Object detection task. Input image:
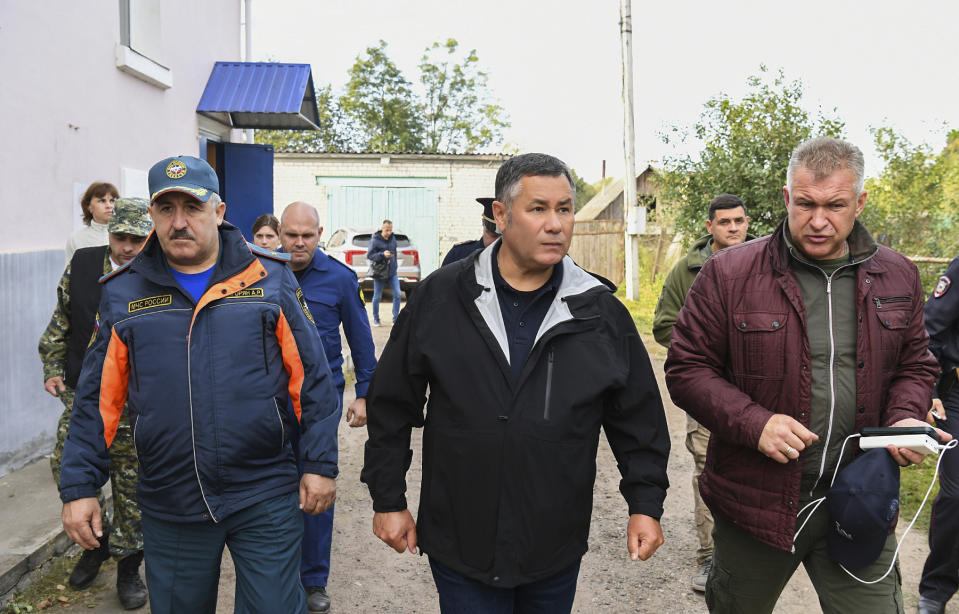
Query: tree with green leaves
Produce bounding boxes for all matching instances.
[419,39,509,153]
[861,127,959,270]
[256,85,352,152]
[660,67,845,241]
[339,40,425,152]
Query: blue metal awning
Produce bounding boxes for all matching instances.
[197,62,321,130]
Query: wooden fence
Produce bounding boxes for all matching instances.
[568,220,626,285]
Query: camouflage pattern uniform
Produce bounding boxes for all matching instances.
[39,251,142,560]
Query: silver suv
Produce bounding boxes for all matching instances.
[324,227,421,298]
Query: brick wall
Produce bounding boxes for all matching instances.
[273,153,506,257]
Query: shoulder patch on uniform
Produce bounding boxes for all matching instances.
[129,295,173,313]
[934,275,951,298]
[98,260,133,283]
[88,313,100,348]
[296,287,315,324]
[225,288,265,299]
[248,242,292,262]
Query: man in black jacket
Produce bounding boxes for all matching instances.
[361,153,670,613]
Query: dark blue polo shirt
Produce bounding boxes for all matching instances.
[490,243,563,382]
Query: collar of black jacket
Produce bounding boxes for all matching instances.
[131,221,255,288]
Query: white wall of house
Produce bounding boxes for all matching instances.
[0,0,241,476]
[273,153,508,274]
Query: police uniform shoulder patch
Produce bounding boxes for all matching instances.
[249,242,292,262]
[934,275,951,298]
[296,287,315,324]
[98,260,134,283]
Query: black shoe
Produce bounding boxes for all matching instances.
[917,595,946,614]
[691,558,711,593]
[116,551,147,610]
[68,533,110,590]
[306,586,331,614]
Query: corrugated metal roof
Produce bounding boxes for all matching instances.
[197,62,321,130]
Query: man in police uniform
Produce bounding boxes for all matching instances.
[917,261,959,614]
[441,197,500,266]
[280,201,377,614]
[39,198,152,609]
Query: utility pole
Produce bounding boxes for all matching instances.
[620,0,644,300]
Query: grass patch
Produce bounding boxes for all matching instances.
[615,274,665,352]
[3,553,109,613]
[900,457,941,533]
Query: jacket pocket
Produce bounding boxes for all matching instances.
[543,347,554,420]
[732,311,788,378]
[273,398,286,453]
[261,313,270,374]
[872,296,912,356]
[128,330,140,391]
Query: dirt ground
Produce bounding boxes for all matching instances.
[43,301,955,613]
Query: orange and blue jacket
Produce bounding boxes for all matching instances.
[59,222,340,523]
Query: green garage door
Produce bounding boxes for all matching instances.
[326,184,440,275]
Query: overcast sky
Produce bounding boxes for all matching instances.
[254,0,959,182]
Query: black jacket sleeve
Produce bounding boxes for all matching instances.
[603,301,671,519]
[360,288,429,512]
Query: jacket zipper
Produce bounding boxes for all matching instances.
[810,265,850,495]
[261,313,270,374]
[274,398,285,451]
[186,323,217,522]
[873,296,909,308]
[129,330,140,390]
[543,347,554,420]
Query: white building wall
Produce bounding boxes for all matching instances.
[0,0,241,476]
[273,154,507,258]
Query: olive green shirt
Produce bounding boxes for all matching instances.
[784,225,876,500]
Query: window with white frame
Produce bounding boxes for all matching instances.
[116,0,172,89]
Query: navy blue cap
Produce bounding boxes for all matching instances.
[148,156,220,203]
[826,449,900,569]
[477,197,498,234]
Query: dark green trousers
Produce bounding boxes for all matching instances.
[706,510,903,614]
[51,388,143,560]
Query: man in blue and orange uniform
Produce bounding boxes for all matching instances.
[59,155,341,614]
[280,200,377,614]
[441,197,500,266]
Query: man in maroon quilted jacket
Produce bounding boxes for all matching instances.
[666,136,949,614]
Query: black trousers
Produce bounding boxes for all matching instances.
[919,385,959,604]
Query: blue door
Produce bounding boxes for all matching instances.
[213,143,274,242]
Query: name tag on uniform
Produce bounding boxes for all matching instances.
[128,295,173,312]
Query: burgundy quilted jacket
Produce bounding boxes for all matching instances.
[665,221,937,551]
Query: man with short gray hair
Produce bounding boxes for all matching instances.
[666,137,949,612]
[362,152,670,613]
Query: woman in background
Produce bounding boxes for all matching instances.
[252,214,281,250]
[65,182,118,262]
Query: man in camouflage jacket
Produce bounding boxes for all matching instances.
[38,198,152,609]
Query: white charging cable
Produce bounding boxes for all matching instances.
[790,434,958,584]
[840,437,957,584]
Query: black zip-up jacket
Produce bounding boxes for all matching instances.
[361,241,670,587]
